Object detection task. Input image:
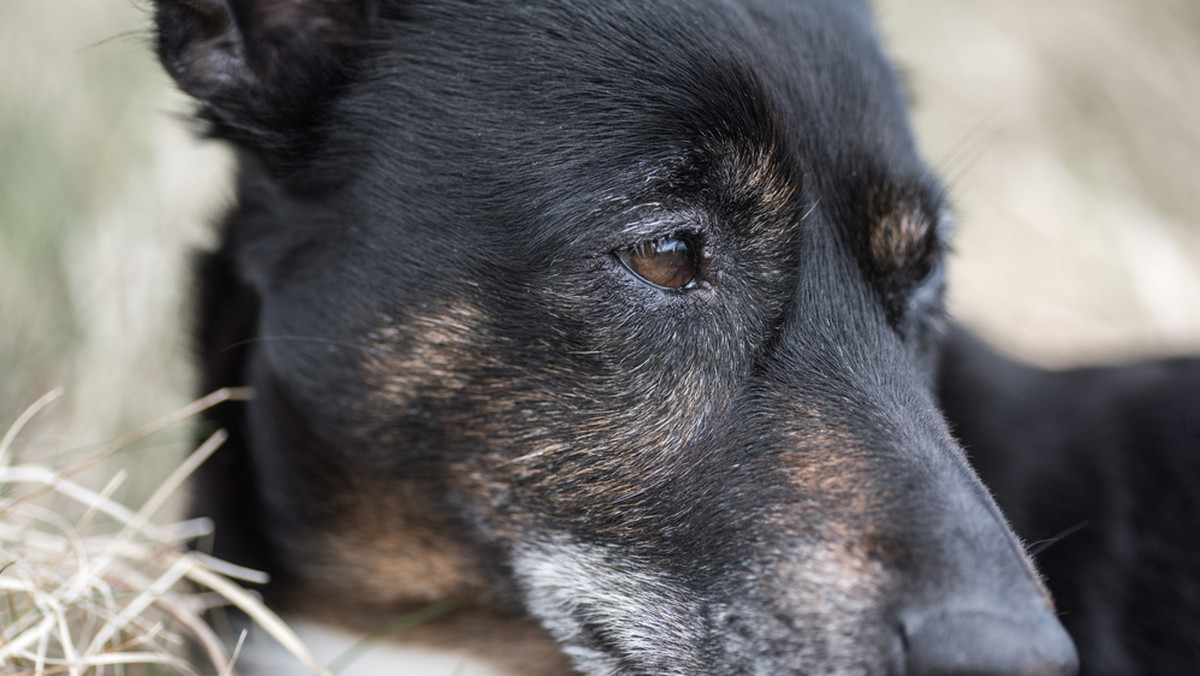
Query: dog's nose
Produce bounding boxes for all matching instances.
[901,608,1079,676]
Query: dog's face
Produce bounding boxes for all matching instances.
[158,1,1077,674]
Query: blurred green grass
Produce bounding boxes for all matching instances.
[1,0,1198,466]
[2,2,156,430]
[1,1,229,494]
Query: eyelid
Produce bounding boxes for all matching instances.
[610,207,706,248]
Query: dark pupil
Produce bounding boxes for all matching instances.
[626,237,696,289]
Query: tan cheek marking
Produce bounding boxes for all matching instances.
[777,419,900,579]
[870,204,932,273]
[761,423,895,649]
[286,299,499,614]
[300,493,493,609]
[783,416,875,514]
[362,300,494,405]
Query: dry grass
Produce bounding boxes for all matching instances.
[0,390,329,676]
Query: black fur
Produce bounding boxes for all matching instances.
[151,1,1197,674]
[939,329,1200,675]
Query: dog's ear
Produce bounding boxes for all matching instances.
[154,0,378,162]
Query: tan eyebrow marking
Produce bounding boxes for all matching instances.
[868,201,935,274]
[720,141,800,234]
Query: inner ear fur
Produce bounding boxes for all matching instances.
[154,0,378,166]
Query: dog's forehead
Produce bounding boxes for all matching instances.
[343,0,927,216]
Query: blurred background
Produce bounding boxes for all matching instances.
[0,1,231,491]
[881,0,1200,361]
[2,0,1198,466]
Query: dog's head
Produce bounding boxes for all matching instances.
[157,1,1077,674]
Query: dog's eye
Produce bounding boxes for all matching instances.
[616,236,699,290]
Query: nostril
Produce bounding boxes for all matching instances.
[900,608,1079,676]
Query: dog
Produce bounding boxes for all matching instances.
[150,0,1198,674]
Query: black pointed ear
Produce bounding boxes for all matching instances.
[154,0,377,161]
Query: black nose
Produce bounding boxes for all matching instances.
[901,608,1079,676]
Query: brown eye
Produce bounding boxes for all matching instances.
[616,235,699,290]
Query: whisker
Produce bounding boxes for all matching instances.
[76,28,153,53]
[221,335,369,352]
[1027,521,1089,557]
[935,107,1003,191]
